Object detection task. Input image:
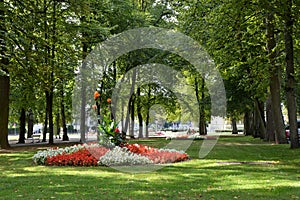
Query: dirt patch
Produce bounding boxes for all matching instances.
[217,161,278,165]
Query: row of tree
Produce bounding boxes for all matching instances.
[0,0,182,148]
[1,0,299,149]
[177,0,300,148]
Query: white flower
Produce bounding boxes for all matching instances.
[32,143,100,165]
[98,146,153,166]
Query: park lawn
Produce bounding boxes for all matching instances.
[0,136,300,200]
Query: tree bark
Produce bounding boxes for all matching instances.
[195,77,207,135]
[145,85,151,138]
[47,0,57,145]
[232,118,238,134]
[130,96,135,138]
[27,109,34,138]
[145,111,150,138]
[284,0,299,148]
[42,96,48,142]
[0,75,10,149]
[200,78,207,135]
[0,0,10,149]
[266,96,276,142]
[137,87,143,138]
[123,101,130,138]
[48,89,54,144]
[61,90,69,141]
[244,110,254,136]
[266,12,286,144]
[254,99,266,139]
[55,112,60,139]
[18,108,26,143]
[79,14,89,143]
[124,68,137,139]
[80,65,87,143]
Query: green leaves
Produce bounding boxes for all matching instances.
[98,110,124,147]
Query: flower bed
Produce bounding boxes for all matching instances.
[33,143,189,167]
[125,144,189,164]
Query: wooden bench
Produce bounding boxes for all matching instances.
[28,134,41,143]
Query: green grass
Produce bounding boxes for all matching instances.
[1,136,300,199]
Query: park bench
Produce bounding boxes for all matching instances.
[28,133,41,143]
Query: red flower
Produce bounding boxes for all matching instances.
[124,143,189,164]
[45,147,109,167]
[114,127,120,133]
[43,144,189,167]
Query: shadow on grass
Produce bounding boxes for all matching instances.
[0,137,300,199]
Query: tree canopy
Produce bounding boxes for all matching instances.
[1,0,299,148]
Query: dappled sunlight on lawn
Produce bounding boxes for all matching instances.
[1,137,300,199]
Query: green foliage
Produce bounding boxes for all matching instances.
[178,0,276,119]
[98,111,124,147]
[4,0,300,142]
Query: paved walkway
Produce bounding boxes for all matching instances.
[9,138,81,147]
[8,133,97,147]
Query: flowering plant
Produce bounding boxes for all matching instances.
[32,143,189,167]
[32,143,97,165]
[93,91,125,147]
[98,146,153,166]
[124,144,189,164]
[45,149,99,166]
[98,111,124,147]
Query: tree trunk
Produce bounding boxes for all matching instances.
[266,96,276,142]
[130,96,135,138]
[121,100,128,139]
[0,0,10,149]
[127,68,137,138]
[79,14,89,143]
[244,110,254,136]
[254,99,266,139]
[123,102,130,138]
[42,97,48,142]
[266,11,286,144]
[284,0,299,148]
[121,68,137,139]
[55,112,60,139]
[48,89,54,144]
[0,75,10,149]
[27,109,34,138]
[195,77,207,135]
[18,108,26,143]
[232,118,238,134]
[41,0,48,143]
[61,103,69,141]
[80,66,87,143]
[0,76,9,148]
[137,87,143,138]
[61,93,69,141]
[195,78,200,133]
[48,0,56,145]
[145,85,151,138]
[145,111,150,138]
[200,78,207,135]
